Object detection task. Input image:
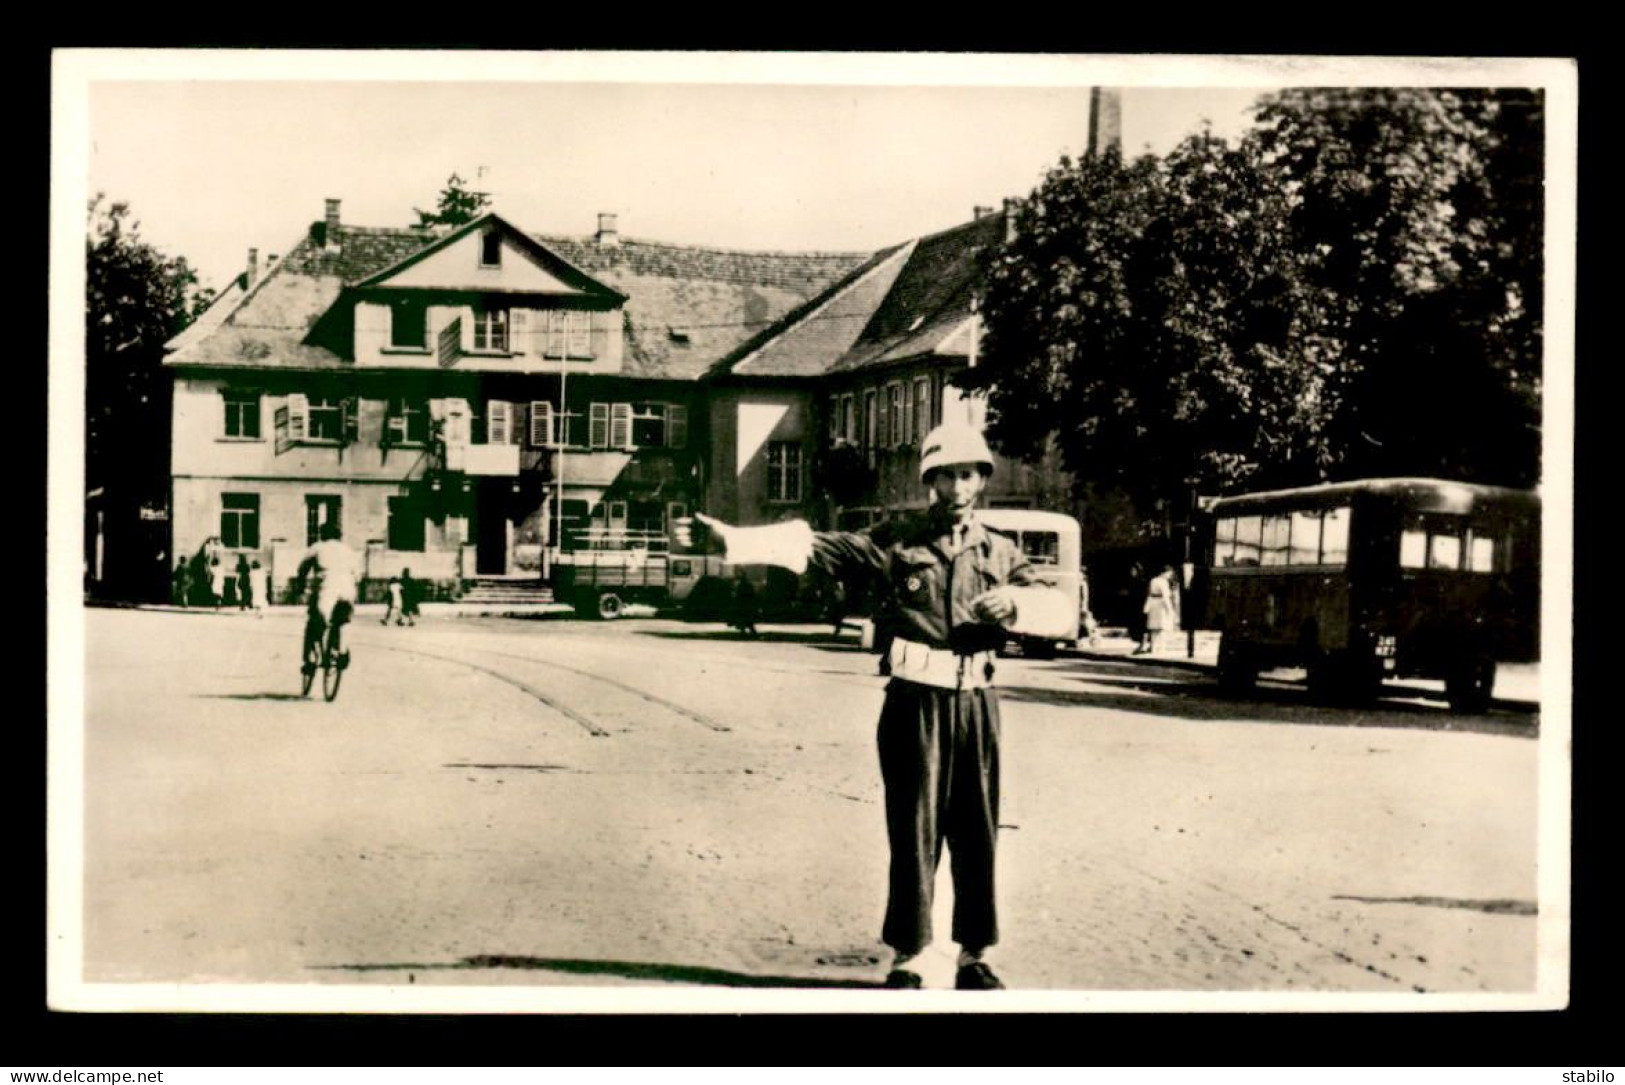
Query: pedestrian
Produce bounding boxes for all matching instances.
[172,559,191,608]
[236,555,253,611]
[208,556,227,610]
[248,560,269,618]
[382,575,405,626]
[730,568,760,637]
[1137,563,1177,654]
[399,568,420,626]
[676,423,1071,991]
[1079,564,1100,648]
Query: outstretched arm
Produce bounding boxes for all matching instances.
[674,512,886,582]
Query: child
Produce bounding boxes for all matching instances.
[382,575,405,626]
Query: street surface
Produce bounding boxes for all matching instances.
[76,607,1544,997]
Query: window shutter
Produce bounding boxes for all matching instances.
[668,404,688,449]
[488,400,510,446]
[386,404,407,446]
[877,390,889,449]
[342,397,359,444]
[287,393,308,443]
[460,306,475,353]
[589,403,610,449]
[530,401,553,447]
[570,311,592,357]
[610,402,633,449]
[509,308,530,356]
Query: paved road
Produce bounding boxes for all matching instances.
[73,608,1546,1000]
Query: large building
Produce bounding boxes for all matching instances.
[163,201,865,599]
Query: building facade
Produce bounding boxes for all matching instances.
[164,201,863,599]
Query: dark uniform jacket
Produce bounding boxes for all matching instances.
[808,510,1042,656]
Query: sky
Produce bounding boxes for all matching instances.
[74,52,1279,293]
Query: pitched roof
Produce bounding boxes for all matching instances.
[828,212,1003,374]
[165,217,869,378]
[707,242,915,379]
[704,212,1003,383]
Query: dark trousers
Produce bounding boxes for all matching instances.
[877,680,1001,956]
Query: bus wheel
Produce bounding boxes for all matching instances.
[1216,637,1257,694]
[596,592,625,621]
[1446,656,1496,714]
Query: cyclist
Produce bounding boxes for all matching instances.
[295,521,360,678]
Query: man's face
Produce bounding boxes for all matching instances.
[930,463,988,519]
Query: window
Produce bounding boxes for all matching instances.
[385,398,430,445]
[1231,515,1262,567]
[863,389,878,461]
[1321,507,1350,565]
[387,495,425,552]
[630,403,688,449]
[220,493,259,549]
[912,378,931,444]
[1260,514,1290,566]
[480,231,502,267]
[888,383,905,447]
[305,495,341,546]
[1400,529,1428,569]
[389,299,428,349]
[767,441,802,502]
[1288,510,1322,565]
[472,307,508,352]
[1468,533,1498,573]
[1018,531,1060,566]
[828,396,842,442]
[543,310,594,359]
[1429,533,1462,570]
[307,395,346,442]
[841,394,856,444]
[222,389,261,439]
[1214,515,1238,566]
[1400,517,1467,571]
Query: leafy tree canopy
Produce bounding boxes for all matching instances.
[967,87,1544,534]
[414,171,493,228]
[86,195,213,490]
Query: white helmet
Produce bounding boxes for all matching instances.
[919,423,995,483]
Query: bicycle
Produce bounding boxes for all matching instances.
[300,611,349,702]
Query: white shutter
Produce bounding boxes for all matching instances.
[287,393,308,443]
[530,402,553,447]
[610,402,633,449]
[589,403,609,449]
[509,308,530,356]
[488,400,510,446]
[667,404,688,449]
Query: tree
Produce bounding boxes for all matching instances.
[1249,88,1544,487]
[414,171,492,228]
[85,195,212,491]
[969,137,1344,525]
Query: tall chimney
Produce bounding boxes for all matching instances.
[246,248,259,289]
[596,212,619,247]
[323,198,342,252]
[1087,88,1123,158]
[1001,197,1021,244]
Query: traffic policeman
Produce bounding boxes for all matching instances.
[678,423,1071,990]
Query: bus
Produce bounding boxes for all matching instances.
[1192,478,1539,712]
[979,508,1083,657]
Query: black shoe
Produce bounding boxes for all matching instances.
[955,961,1005,990]
[883,969,923,989]
[336,651,351,671]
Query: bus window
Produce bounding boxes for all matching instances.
[1321,507,1349,566]
[1430,533,1462,570]
[1468,534,1497,572]
[1400,528,1428,569]
[1215,516,1237,566]
[1232,516,1262,566]
[1020,531,1060,566]
[1289,510,1321,565]
[1261,515,1290,567]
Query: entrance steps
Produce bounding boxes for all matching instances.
[457,577,557,606]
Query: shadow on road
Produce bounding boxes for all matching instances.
[315,954,888,989]
[643,629,859,647]
[196,692,314,703]
[998,663,1538,739]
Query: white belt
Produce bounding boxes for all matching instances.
[887,637,996,690]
